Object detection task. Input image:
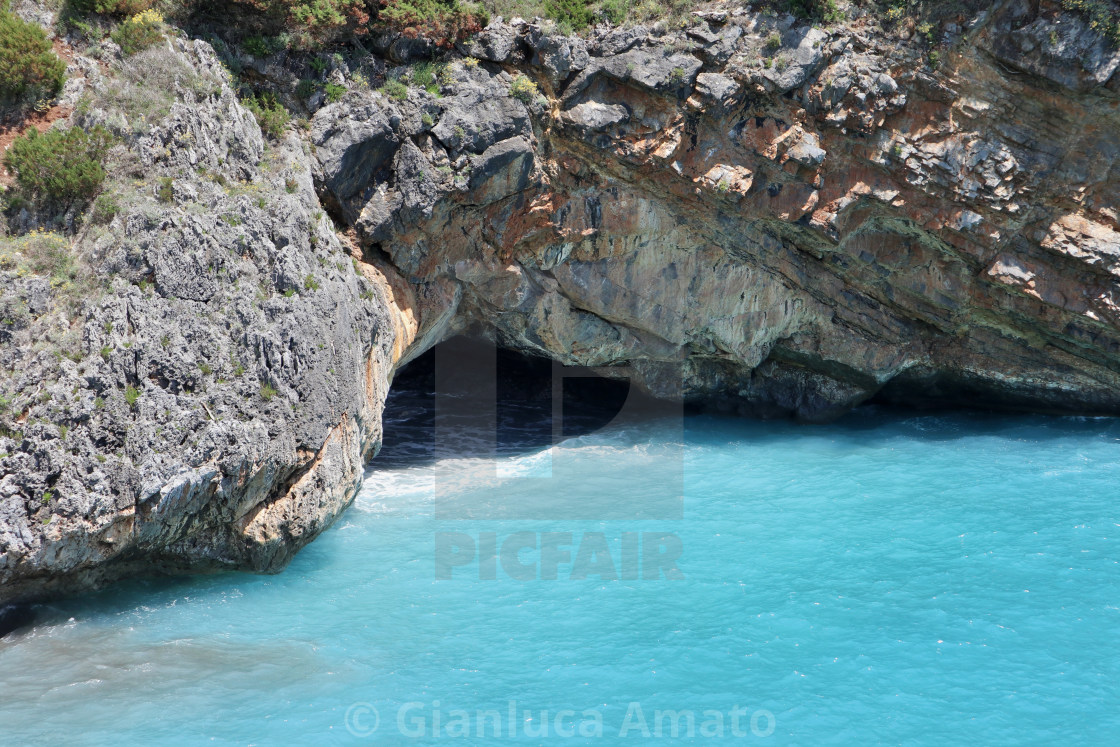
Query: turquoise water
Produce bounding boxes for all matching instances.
[2,409,1120,744]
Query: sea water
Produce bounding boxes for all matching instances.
[1,400,1119,744]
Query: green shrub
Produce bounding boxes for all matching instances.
[260,381,279,400]
[296,78,317,98]
[0,10,66,101]
[544,0,593,30]
[63,17,105,43]
[784,0,843,23]
[0,230,75,284]
[74,0,153,15]
[227,0,493,45]
[90,192,120,223]
[243,35,274,57]
[883,3,905,23]
[223,0,372,41]
[410,62,443,95]
[379,77,407,100]
[284,0,370,33]
[375,0,488,48]
[4,126,114,204]
[509,74,538,103]
[111,9,165,56]
[324,81,346,102]
[243,91,290,139]
[124,384,140,407]
[599,0,628,25]
[157,176,173,202]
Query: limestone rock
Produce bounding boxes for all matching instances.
[467,137,536,205]
[787,131,826,167]
[589,25,648,57]
[565,49,703,103]
[694,72,740,104]
[0,39,409,607]
[8,2,1120,608]
[431,67,533,154]
[457,20,520,63]
[762,26,829,93]
[561,100,630,132]
[312,99,399,200]
[527,26,590,87]
[982,0,1120,91]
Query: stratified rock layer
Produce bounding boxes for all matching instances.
[316,4,1120,422]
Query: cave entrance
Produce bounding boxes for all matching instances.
[374,336,671,469]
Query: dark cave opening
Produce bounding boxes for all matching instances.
[373,336,675,469]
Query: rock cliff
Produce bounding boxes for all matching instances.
[316,1,1120,422]
[3,0,1120,605]
[0,33,412,604]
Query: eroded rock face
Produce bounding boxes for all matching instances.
[0,40,422,606]
[982,0,1120,92]
[314,5,1120,424]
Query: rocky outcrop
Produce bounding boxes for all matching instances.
[0,38,417,605]
[4,0,1120,606]
[981,0,1120,92]
[313,3,1120,423]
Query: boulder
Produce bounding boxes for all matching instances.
[528,26,590,86]
[787,131,826,167]
[694,72,740,104]
[432,69,533,154]
[312,100,400,200]
[590,25,648,56]
[388,35,436,63]
[467,136,536,205]
[565,49,703,102]
[762,26,829,92]
[457,21,520,63]
[562,100,630,132]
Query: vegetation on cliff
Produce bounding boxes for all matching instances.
[110,8,166,54]
[4,126,114,205]
[377,0,489,46]
[0,6,65,102]
[1061,0,1120,44]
